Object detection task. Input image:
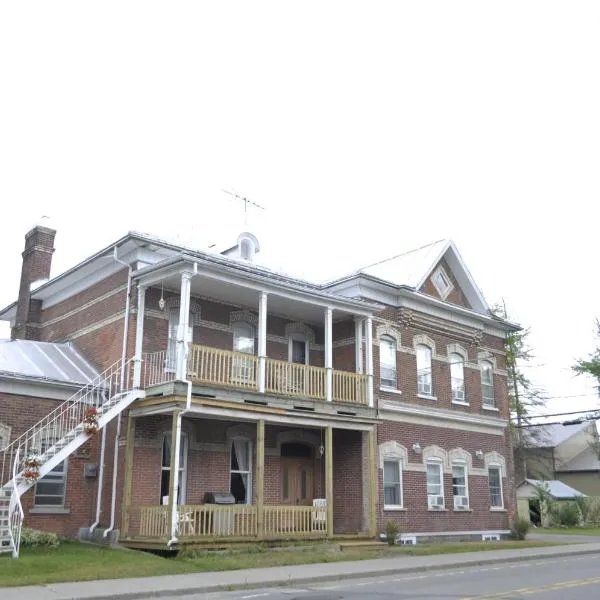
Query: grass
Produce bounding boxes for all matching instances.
[0,539,568,588]
[537,527,600,536]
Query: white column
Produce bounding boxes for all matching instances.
[325,307,333,402]
[365,316,374,407]
[355,317,363,374]
[258,291,268,393]
[133,285,146,388]
[176,272,192,381]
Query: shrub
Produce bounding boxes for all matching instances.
[574,496,590,523]
[20,527,60,548]
[584,497,600,525]
[558,502,581,528]
[511,517,531,540]
[384,520,400,546]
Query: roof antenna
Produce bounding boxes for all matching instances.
[221,188,265,227]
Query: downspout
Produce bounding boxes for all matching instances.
[167,263,197,547]
[102,246,133,540]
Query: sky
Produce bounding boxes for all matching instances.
[1,1,599,421]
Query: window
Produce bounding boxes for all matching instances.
[233,322,256,383]
[432,266,453,299]
[416,345,433,396]
[488,466,503,508]
[380,336,397,389]
[426,461,444,508]
[167,307,193,371]
[481,361,495,407]
[383,460,403,508]
[450,353,465,402]
[452,463,469,509]
[160,433,187,505]
[230,438,252,504]
[240,238,253,260]
[34,460,66,506]
[288,335,308,365]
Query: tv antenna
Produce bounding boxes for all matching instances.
[221,188,265,225]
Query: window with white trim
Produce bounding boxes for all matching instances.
[34,460,67,507]
[160,432,187,505]
[432,266,453,299]
[450,353,465,402]
[288,334,309,365]
[380,336,397,389]
[481,361,495,407]
[452,463,469,510]
[426,461,444,508]
[488,466,503,508]
[167,307,193,370]
[416,345,433,396]
[383,460,403,508]
[230,438,252,504]
[233,322,256,383]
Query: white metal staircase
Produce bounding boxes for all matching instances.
[0,357,145,558]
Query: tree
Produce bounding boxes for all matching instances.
[572,319,600,392]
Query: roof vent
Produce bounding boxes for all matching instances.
[237,232,260,262]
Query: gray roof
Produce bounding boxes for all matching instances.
[559,446,600,472]
[522,421,591,448]
[522,479,586,499]
[0,339,98,386]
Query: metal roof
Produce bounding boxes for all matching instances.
[522,479,586,499]
[0,340,98,386]
[559,446,600,472]
[522,421,591,448]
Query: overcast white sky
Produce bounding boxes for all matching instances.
[1,1,599,420]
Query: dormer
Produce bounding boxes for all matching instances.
[221,232,260,262]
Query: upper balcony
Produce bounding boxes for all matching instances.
[130,251,376,408]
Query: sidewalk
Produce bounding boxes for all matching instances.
[3,541,600,600]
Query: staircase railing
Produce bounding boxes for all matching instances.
[0,357,136,488]
[8,448,23,558]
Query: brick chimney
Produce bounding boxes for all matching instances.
[12,225,56,340]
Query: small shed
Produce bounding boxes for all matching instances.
[517,479,586,524]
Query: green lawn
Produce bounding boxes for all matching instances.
[538,527,600,536]
[0,539,568,588]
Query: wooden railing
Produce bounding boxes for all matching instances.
[265,359,326,400]
[332,371,369,405]
[188,345,258,390]
[127,504,327,540]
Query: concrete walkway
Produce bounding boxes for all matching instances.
[3,541,600,600]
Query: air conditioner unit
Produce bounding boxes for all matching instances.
[419,383,432,396]
[428,495,444,509]
[454,496,469,510]
[452,389,465,401]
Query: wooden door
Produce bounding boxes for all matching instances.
[282,459,314,506]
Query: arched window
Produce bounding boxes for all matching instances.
[379,335,397,389]
[449,352,465,402]
[416,345,433,396]
[233,322,256,383]
[233,322,255,354]
[480,361,495,407]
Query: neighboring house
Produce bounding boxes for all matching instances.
[518,422,600,496]
[0,224,518,556]
[516,479,586,524]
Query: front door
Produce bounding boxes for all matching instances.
[282,458,314,506]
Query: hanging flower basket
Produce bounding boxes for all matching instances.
[22,452,42,482]
[83,407,99,435]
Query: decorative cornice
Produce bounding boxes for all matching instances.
[378,441,408,469]
[230,310,259,328]
[163,297,202,325]
[284,322,316,345]
[413,333,437,355]
[447,343,468,361]
[375,324,401,346]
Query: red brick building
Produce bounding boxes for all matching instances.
[0,225,518,555]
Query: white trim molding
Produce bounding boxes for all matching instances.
[447,343,468,361]
[229,310,258,328]
[374,324,401,347]
[284,322,316,346]
[484,451,506,477]
[413,333,436,355]
[378,441,408,469]
[164,296,202,325]
[225,423,256,441]
[448,447,473,473]
[478,350,498,370]
[431,265,455,300]
[422,444,448,465]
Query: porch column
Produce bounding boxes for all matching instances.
[120,413,136,539]
[365,316,374,407]
[354,317,363,374]
[168,409,182,541]
[367,428,377,537]
[133,285,146,388]
[176,272,192,381]
[257,292,268,393]
[256,419,265,538]
[325,307,333,402]
[325,426,334,538]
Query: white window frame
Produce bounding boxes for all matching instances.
[288,333,309,365]
[160,432,188,505]
[451,462,469,510]
[416,344,433,396]
[432,266,454,299]
[449,353,466,403]
[233,322,256,384]
[34,459,67,507]
[426,460,444,509]
[481,361,495,407]
[488,465,504,509]
[383,459,403,510]
[230,437,253,505]
[379,335,397,389]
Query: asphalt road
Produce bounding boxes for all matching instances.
[158,553,600,599]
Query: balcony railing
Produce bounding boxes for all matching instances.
[142,345,369,405]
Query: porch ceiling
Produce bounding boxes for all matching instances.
[158,272,358,324]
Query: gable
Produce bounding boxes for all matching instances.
[419,257,472,309]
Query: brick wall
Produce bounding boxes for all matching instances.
[419,258,472,309]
